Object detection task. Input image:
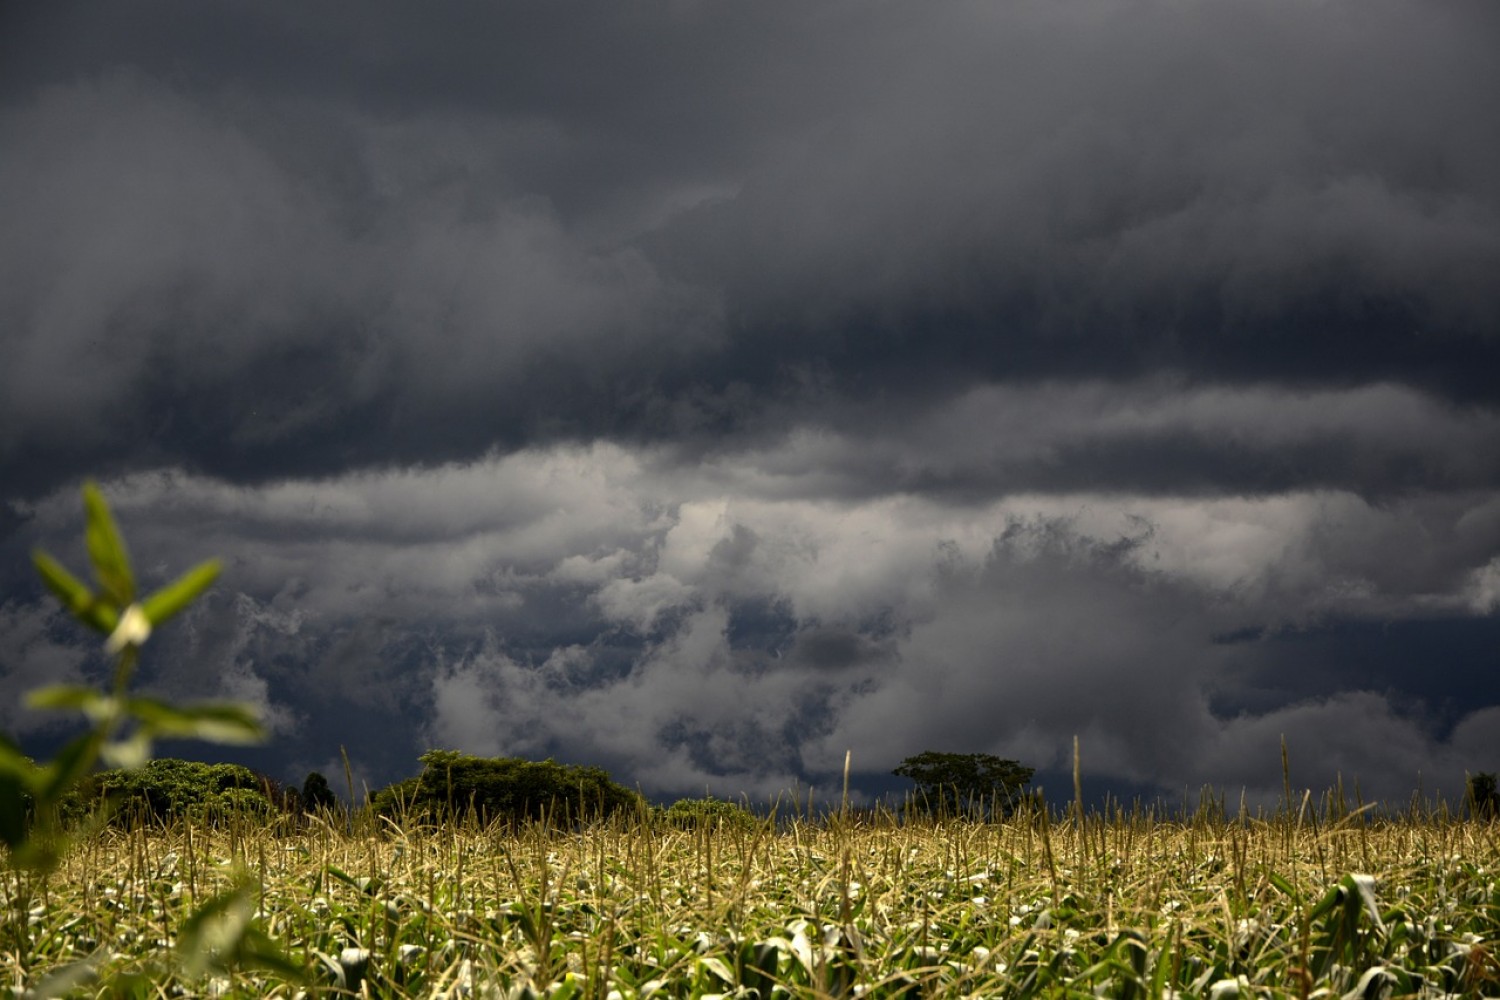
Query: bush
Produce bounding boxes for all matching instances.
[1469,772,1499,821]
[301,770,340,814]
[893,751,1036,819]
[367,776,422,818]
[368,750,644,827]
[659,795,760,830]
[72,758,276,826]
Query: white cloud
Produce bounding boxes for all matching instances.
[1466,557,1500,614]
[216,661,299,739]
[594,575,697,632]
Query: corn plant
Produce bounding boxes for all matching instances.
[0,482,298,993]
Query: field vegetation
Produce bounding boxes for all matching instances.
[4,794,1500,998]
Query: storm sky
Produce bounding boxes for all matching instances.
[2,1,1498,807]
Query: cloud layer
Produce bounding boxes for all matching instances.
[9,443,1499,803]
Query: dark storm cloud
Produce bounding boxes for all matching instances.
[650,1,1500,391]
[2,2,1499,804]
[2,1,1498,500]
[704,382,1500,501]
[0,68,723,496]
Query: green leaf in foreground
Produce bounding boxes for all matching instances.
[176,877,308,984]
[18,954,103,1000]
[37,732,103,805]
[31,550,117,634]
[26,685,114,720]
[141,559,222,627]
[0,770,30,850]
[83,480,135,607]
[1266,869,1301,903]
[127,697,265,745]
[100,730,153,770]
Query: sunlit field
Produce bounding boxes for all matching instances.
[6,799,1500,998]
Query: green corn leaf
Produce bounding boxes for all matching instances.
[740,940,781,996]
[89,601,121,636]
[31,550,93,615]
[0,733,37,779]
[32,550,118,633]
[182,707,265,745]
[21,955,106,1000]
[100,731,153,770]
[1266,870,1301,903]
[325,865,384,896]
[140,559,221,627]
[1343,873,1385,932]
[0,734,41,849]
[231,928,310,984]
[1308,882,1346,922]
[83,481,135,606]
[36,731,102,804]
[324,865,358,890]
[1114,932,1148,1000]
[1149,940,1173,999]
[120,695,193,731]
[176,879,258,979]
[127,697,265,745]
[27,684,111,717]
[698,955,735,986]
[0,772,30,850]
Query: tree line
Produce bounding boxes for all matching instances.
[53,749,1037,829]
[52,752,1500,830]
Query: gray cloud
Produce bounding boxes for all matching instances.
[0,603,93,737]
[11,455,1498,801]
[696,381,1500,501]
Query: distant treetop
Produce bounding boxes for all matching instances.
[893,751,1035,819]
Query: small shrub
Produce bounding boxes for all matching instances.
[893,751,1035,819]
[659,795,760,830]
[72,758,275,826]
[1467,771,1500,821]
[369,750,644,827]
[301,770,340,813]
[367,775,422,819]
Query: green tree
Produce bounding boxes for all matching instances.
[301,770,339,813]
[893,751,1035,819]
[73,758,273,826]
[369,751,644,827]
[659,795,760,830]
[1468,772,1499,821]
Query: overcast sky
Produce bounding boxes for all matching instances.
[2,0,1498,808]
